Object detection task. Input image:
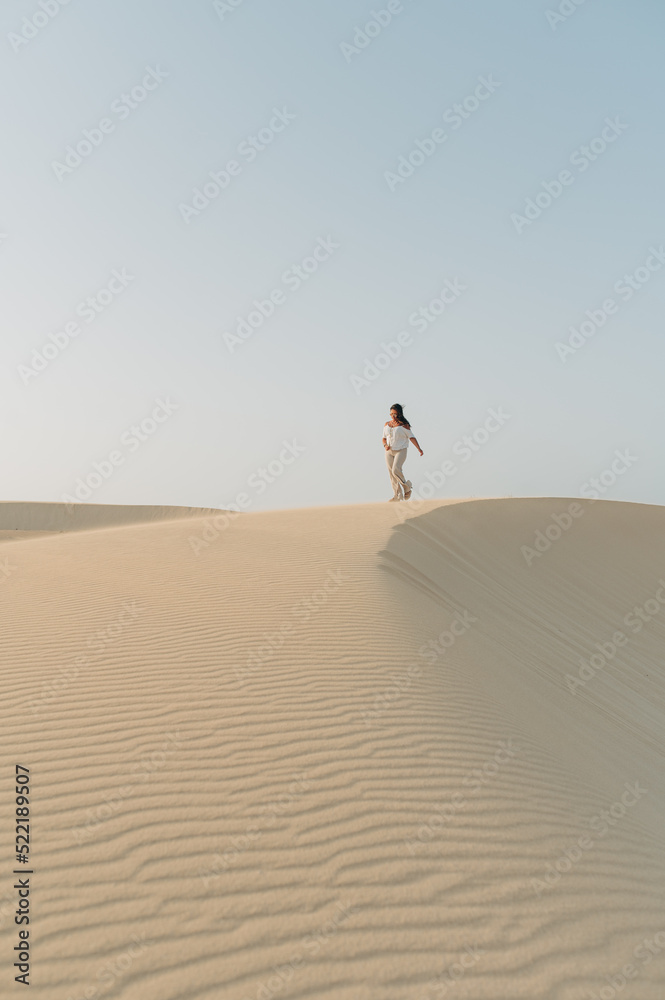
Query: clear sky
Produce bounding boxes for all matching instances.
[2,0,663,513]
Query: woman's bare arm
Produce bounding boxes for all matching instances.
[410,436,424,456]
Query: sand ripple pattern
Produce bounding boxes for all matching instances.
[0,498,664,999]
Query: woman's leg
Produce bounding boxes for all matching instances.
[385,449,402,497]
[391,448,409,495]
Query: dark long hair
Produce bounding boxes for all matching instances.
[390,403,411,429]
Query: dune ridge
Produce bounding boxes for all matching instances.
[1,497,664,999]
[0,501,222,536]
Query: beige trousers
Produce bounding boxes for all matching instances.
[385,447,409,497]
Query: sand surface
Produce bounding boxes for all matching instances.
[0,501,221,535]
[1,497,664,999]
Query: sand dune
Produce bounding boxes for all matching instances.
[0,501,221,537]
[1,497,664,999]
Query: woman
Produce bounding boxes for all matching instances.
[382,403,423,501]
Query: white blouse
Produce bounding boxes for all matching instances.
[384,422,415,450]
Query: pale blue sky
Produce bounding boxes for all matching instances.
[2,0,663,511]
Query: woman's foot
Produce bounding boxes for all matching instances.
[403,481,412,500]
[388,495,402,502]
